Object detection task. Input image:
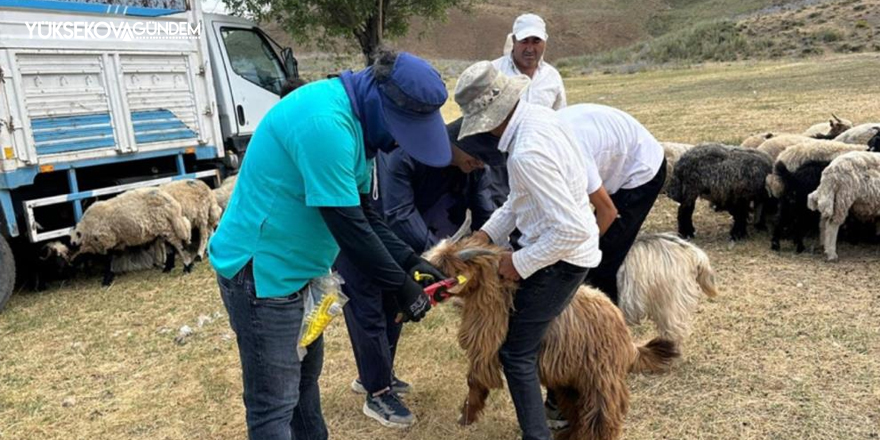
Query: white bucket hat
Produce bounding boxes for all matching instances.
[454,61,530,140]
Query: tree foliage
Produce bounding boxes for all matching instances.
[224,0,472,65]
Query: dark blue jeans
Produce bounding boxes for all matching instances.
[500,261,588,440]
[218,262,328,440]
[334,252,402,394]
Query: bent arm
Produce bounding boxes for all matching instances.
[589,187,618,236]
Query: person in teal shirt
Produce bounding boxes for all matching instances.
[209,50,451,440]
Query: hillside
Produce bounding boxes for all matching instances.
[388,0,819,61]
[557,0,880,73]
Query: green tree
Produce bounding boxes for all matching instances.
[224,0,472,66]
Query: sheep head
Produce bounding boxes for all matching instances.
[423,236,516,300]
[41,241,70,262]
[69,203,117,256]
[666,172,685,203]
[827,114,853,139]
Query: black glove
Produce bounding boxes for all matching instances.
[406,256,448,285]
[395,277,432,323]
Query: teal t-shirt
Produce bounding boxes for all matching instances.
[208,78,372,298]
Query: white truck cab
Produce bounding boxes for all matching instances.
[0,0,296,310]
[204,12,296,165]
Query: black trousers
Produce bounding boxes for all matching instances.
[501,261,589,440]
[584,158,666,303]
[334,252,402,394]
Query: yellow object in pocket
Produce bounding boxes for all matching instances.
[299,292,344,347]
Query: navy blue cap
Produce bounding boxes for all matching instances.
[377,53,452,167]
[446,118,505,166]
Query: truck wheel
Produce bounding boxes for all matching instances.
[0,235,14,313]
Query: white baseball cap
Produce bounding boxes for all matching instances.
[512,13,548,41]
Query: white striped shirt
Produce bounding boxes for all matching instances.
[492,56,567,110]
[481,103,601,278]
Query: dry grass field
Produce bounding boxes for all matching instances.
[2,54,879,440]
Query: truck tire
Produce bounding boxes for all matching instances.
[0,235,14,313]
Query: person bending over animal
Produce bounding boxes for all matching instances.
[336,118,502,427]
[456,61,602,440]
[558,103,666,304]
[208,50,450,439]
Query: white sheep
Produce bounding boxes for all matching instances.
[833,123,880,145]
[756,134,813,161]
[740,132,777,149]
[807,151,880,261]
[214,174,238,211]
[617,233,718,348]
[161,179,222,260]
[802,114,853,139]
[69,187,193,285]
[769,140,868,252]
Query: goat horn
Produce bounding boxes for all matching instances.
[449,210,472,243]
[831,113,841,123]
[456,248,498,261]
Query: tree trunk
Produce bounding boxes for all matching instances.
[355,0,385,67]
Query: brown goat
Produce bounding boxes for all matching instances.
[424,237,680,440]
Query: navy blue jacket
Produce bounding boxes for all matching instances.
[377,148,498,254]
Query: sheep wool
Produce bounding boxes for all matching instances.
[617,233,718,346]
[214,175,238,211]
[807,151,880,261]
[775,140,865,177]
[667,143,773,240]
[802,115,853,139]
[756,134,812,161]
[70,187,191,259]
[740,132,776,149]
[833,123,880,145]
[161,179,222,259]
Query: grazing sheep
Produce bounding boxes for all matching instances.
[807,151,880,261]
[834,123,880,145]
[214,174,238,211]
[740,132,776,149]
[617,233,718,347]
[43,239,168,286]
[660,142,694,192]
[69,187,193,286]
[26,241,80,291]
[756,134,813,161]
[161,179,222,260]
[667,143,773,240]
[769,140,867,252]
[802,114,853,139]
[424,237,679,440]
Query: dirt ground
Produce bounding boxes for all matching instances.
[1,54,878,440]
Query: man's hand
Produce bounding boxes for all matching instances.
[471,230,491,245]
[395,277,432,323]
[498,252,521,281]
[407,257,447,284]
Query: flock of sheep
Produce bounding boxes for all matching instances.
[44,177,237,286]
[662,116,880,261]
[27,114,878,440]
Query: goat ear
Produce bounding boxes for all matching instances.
[456,248,498,261]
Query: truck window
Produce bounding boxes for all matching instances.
[221,28,287,95]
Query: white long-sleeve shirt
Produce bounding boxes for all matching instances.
[559,104,664,195]
[492,56,567,110]
[480,103,601,278]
